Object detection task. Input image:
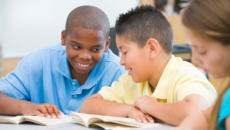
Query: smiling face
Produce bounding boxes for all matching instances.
[184,27,230,79]
[116,35,152,83]
[61,27,110,76]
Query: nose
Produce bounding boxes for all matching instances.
[119,55,125,66]
[79,50,91,60]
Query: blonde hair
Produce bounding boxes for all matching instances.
[182,0,230,129]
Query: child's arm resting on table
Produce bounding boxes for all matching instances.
[80,93,154,123]
[226,116,230,130]
[172,106,212,130]
[135,94,209,126]
[0,92,64,118]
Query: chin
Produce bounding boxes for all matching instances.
[74,68,92,75]
[131,76,144,83]
[77,70,91,75]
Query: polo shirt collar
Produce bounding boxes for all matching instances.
[151,55,178,99]
[57,52,71,79]
[57,50,106,89]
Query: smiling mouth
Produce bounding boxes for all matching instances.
[78,63,90,68]
[127,68,132,72]
[127,68,132,75]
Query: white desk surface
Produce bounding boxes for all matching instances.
[0,115,174,130]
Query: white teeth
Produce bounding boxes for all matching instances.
[78,63,89,67]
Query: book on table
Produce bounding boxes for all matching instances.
[0,115,77,126]
[70,112,162,129]
[0,112,162,129]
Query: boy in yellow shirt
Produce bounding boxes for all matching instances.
[81,5,217,126]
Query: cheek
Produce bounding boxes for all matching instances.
[126,53,140,65]
[66,46,76,58]
[205,51,222,68]
[202,50,227,78]
[92,51,104,62]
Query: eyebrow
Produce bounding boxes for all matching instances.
[71,41,103,48]
[71,41,81,45]
[119,46,124,50]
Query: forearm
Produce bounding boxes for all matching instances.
[81,93,133,117]
[145,101,201,126]
[177,111,208,130]
[0,92,35,115]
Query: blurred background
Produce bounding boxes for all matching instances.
[0,0,228,93]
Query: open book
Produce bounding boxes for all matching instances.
[70,112,162,129]
[0,115,77,126]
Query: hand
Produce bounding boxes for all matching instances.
[128,106,154,124]
[21,102,64,119]
[134,96,158,113]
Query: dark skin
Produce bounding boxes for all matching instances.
[61,27,110,85]
[0,27,110,118]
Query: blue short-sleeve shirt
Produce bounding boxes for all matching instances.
[0,43,126,114]
[218,88,230,130]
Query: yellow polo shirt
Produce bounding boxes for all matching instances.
[98,55,217,106]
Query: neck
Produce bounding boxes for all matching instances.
[148,54,172,91]
[69,63,90,86]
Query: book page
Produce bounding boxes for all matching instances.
[23,115,79,125]
[70,112,97,127]
[0,116,23,124]
[94,122,136,129]
[71,112,161,128]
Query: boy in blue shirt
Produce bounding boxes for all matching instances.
[0,6,126,119]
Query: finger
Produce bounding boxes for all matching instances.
[35,110,44,117]
[139,113,148,124]
[52,105,61,118]
[134,115,142,123]
[145,114,154,123]
[38,105,51,118]
[59,110,64,115]
[45,104,56,118]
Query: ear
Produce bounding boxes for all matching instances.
[145,38,160,59]
[104,36,111,52]
[61,30,66,46]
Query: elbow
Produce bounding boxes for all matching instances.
[80,93,103,113]
[80,96,93,113]
[177,107,200,125]
[80,100,87,113]
[173,107,200,126]
[184,106,201,117]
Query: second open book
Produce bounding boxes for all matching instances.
[70,112,162,129]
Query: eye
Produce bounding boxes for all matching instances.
[123,52,127,55]
[197,49,206,55]
[198,51,206,55]
[92,48,101,52]
[73,45,80,49]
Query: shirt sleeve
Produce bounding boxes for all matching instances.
[176,77,217,106]
[218,88,230,130]
[0,50,43,101]
[0,55,31,100]
[98,76,126,103]
[110,68,127,86]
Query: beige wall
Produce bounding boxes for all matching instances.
[3,58,22,77]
